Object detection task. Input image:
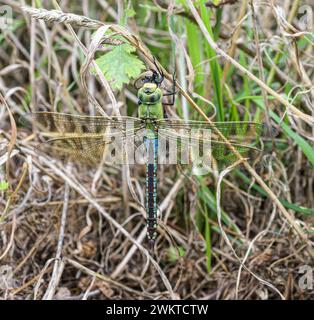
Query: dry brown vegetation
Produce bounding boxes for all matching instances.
[0,0,313,300]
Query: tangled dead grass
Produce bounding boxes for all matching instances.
[0,1,313,299]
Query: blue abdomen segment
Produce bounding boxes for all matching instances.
[145,135,158,244]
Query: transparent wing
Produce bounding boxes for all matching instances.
[156,120,265,170]
[157,119,265,142]
[35,131,147,164]
[28,111,144,135]
[26,112,145,163]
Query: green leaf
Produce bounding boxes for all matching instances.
[0,180,9,191]
[94,42,145,90]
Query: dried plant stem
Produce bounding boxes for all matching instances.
[250,0,271,129]
[20,5,313,124]
[111,176,185,278]
[216,159,285,299]
[21,6,104,28]
[267,0,302,85]
[221,0,248,84]
[186,0,313,256]
[20,4,313,255]
[1,162,28,218]
[43,179,70,300]
[11,266,54,296]
[22,147,175,298]
[66,258,160,298]
[186,0,313,126]
[0,91,17,185]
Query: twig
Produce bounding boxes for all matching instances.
[216,159,285,300]
[249,0,271,130]
[185,0,314,126]
[20,3,313,254]
[43,175,70,300]
[11,266,53,296]
[21,6,104,28]
[111,176,185,278]
[0,91,17,185]
[66,258,162,298]
[185,0,312,255]
[21,147,175,299]
[221,0,248,85]
[20,6,313,122]
[82,276,96,300]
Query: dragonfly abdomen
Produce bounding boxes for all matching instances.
[145,135,158,246]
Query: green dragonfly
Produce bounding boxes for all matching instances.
[26,66,266,247]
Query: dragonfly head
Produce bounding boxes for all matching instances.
[138,82,162,105]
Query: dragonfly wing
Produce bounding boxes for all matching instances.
[157,120,264,170]
[35,136,115,163]
[27,112,145,164]
[27,112,144,134]
[157,119,265,143]
[34,128,147,164]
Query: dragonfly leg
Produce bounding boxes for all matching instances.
[152,56,165,86]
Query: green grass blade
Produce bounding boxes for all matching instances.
[236,170,314,216]
[236,95,314,166]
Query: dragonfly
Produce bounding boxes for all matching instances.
[25,63,266,247]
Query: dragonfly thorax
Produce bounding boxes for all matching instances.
[138,82,164,120]
[138,83,162,105]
